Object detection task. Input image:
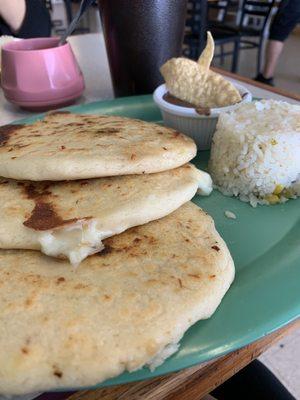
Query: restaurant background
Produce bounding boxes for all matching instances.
[49,0,300,94]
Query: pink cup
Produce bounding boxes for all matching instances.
[1,37,85,111]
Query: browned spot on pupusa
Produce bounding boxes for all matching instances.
[97,244,113,256]
[97,128,120,134]
[9,143,31,150]
[211,245,220,251]
[24,184,51,200]
[65,122,86,127]
[74,283,88,290]
[23,183,90,231]
[53,366,63,378]
[0,124,24,146]
[23,202,80,231]
[188,274,201,279]
[21,347,29,354]
[25,297,34,307]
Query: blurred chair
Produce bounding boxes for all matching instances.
[239,0,276,75]
[67,0,98,34]
[64,0,73,24]
[184,0,240,72]
[184,0,208,60]
[207,0,241,72]
[47,0,98,35]
[209,0,277,75]
[208,0,238,23]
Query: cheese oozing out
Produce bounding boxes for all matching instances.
[197,170,213,196]
[36,168,212,265]
[37,219,113,266]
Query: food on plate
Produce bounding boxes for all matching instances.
[0,112,196,181]
[196,169,213,196]
[209,100,300,207]
[0,164,208,265]
[160,32,242,109]
[224,211,237,220]
[0,202,234,396]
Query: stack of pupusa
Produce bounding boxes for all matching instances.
[0,112,210,265]
[0,112,234,395]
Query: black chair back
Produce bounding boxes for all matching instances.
[208,0,239,23]
[239,0,276,33]
[185,0,208,55]
[186,0,208,34]
[208,0,230,22]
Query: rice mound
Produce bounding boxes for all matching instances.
[209,100,300,207]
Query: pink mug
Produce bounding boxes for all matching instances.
[1,37,85,111]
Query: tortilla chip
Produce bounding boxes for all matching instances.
[160,31,242,108]
[198,31,215,71]
[199,71,243,108]
[160,57,208,106]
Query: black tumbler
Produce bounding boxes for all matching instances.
[99,0,187,97]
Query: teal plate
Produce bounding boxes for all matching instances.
[15,95,300,390]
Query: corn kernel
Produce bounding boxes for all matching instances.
[283,189,294,198]
[273,184,284,195]
[265,194,280,204]
[271,139,278,145]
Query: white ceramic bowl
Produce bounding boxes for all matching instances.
[153,83,252,150]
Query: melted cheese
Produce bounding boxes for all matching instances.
[37,220,113,266]
[197,170,213,196]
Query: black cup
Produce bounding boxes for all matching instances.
[99,0,187,97]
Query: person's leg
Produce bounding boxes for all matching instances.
[211,360,296,400]
[263,39,284,79]
[255,0,300,85]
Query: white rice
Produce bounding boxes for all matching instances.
[225,210,237,219]
[209,100,300,207]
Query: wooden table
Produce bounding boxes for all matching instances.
[0,33,299,400]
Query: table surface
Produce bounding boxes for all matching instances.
[0,32,299,126]
[0,33,299,400]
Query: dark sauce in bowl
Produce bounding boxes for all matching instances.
[162,92,211,116]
